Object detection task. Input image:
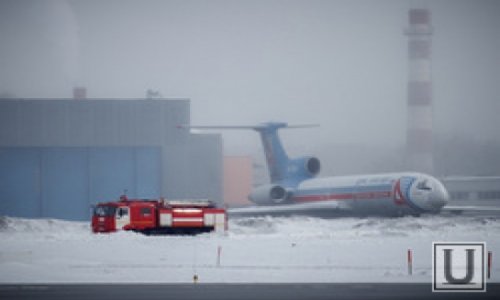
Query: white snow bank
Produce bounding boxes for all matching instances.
[1,215,499,283]
[0,216,88,234]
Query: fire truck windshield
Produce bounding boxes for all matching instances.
[93,205,116,217]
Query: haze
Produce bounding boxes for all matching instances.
[1,0,499,177]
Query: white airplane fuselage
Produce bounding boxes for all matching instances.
[291,172,449,216]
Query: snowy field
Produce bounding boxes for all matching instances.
[1,214,500,283]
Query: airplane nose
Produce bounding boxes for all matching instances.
[428,180,449,210]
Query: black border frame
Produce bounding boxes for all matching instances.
[433,242,486,292]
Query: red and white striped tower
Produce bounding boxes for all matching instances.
[405,8,434,174]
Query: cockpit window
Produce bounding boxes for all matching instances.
[416,180,432,191]
[93,205,116,217]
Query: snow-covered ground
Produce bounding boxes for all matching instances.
[1,215,499,283]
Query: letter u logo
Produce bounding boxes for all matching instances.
[443,249,475,284]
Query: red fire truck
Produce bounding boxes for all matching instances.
[92,195,227,234]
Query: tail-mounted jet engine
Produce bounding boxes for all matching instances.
[248,184,290,205]
[287,156,321,180]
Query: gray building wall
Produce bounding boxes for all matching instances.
[0,99,187,147]
[442,176,500,206]
[0,99,222,220]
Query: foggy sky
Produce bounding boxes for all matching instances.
[1,0,499,167]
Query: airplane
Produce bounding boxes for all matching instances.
[181,122,498,218]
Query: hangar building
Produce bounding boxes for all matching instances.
[0,98,222,220]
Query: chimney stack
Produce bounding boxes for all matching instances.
[73,87,87,100]
[405,8,434,174]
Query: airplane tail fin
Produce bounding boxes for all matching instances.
[179,122,318,183]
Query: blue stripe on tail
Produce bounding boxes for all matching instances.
[254,122,290,183]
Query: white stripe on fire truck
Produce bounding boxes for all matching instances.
[173,218,203,222]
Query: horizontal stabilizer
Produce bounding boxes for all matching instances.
[177,122,319,131]
[177,125,259,130]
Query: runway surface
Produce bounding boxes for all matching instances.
[1,283,500,300]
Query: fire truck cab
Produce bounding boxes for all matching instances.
[92,195,227,234]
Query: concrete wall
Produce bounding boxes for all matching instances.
[163,133,223,201]
[224,156,253,207]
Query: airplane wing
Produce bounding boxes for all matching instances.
[441,205,500,215]
[228,201,353,218]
